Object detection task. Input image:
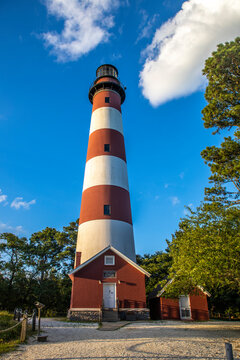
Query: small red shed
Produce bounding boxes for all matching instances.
[68,246,150,321]
[149,280,210,321]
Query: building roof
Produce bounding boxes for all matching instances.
[69,245,151,277]
[148,279,211,299]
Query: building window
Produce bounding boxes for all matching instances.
[105,97,110,103]
[104,255,115,265]
[104,204,111,215]
[104,144,110,152]
[103,270,116,278]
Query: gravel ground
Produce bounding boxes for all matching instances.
[1,319,240,360]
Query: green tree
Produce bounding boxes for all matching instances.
[0,220,78,313]
[137,250,172,296]
[28,227,64,284]
[59,219,78,273]
[0,233,28,310]
[167,202,240,312]
[201,37,240,205]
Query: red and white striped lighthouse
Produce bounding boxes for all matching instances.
[68,65,150,321]
[76,64,136,265]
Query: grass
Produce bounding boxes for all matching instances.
[0,311,22,355]
[0,339,21,355]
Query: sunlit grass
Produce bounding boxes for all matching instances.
[0,311,21,355]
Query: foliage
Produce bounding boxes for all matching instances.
[0,221,77,314]
[136,250,172,296]
[0,234,28,310]
[167,202,240,313]
[0,311,21,355]
[201,37,240,205]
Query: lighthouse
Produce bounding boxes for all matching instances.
[68,65,150,321]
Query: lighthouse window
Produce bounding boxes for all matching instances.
[104,144,110,152]
[104,255,115,266]
[104,204,111,215]
[105,97,110,103]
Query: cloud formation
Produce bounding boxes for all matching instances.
[11,197,36,210]
[140,0,240,106]
[136,10,159,44]
[0,222,24,234]
[0,189,7,204]
[170,196,180,206]
[43,0,120,62]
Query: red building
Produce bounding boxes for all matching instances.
[69,246,150,321]
[149,282,210,321]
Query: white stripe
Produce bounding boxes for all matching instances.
[90,107,123,135]
[83,155,129,191]
[76,219,135,263]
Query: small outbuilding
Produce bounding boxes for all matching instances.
[149,280,210,321]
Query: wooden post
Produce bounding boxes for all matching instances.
[38,308,41,336]
[32,310,36,331]
[225,343,234,360]
[17,309,21,322]
[20,315,27,342]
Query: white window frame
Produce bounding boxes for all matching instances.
[104,255,115,266]
[179,295,191,320]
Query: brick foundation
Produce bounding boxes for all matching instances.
[119,308,150,320]
[68,308,150,321]
[68,309,100,322]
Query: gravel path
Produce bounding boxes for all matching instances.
[1,319,240,360]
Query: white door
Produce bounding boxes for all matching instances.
[179,295,191,319]
[103,284,116,309]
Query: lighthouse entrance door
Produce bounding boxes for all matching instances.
[103,283,116,309]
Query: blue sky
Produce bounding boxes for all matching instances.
[0,0,240,255]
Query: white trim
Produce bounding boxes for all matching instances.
[69,245,151,277]
[157,279,211,297]
[157,279,174,296]
[104,255,115,265]
[196,285,211,297]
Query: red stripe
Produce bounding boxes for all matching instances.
[92,90,121,113]
[86,129,126,162]
[95,77,120,85]
[79,185,132,225]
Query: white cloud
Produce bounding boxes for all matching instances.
[0,189,7,204]
[42,0,120,62]
[140,0,240,106]
[170,196,180,206]
[11,197,36,210]
[136,10,159,44]
[0,222,24,234]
